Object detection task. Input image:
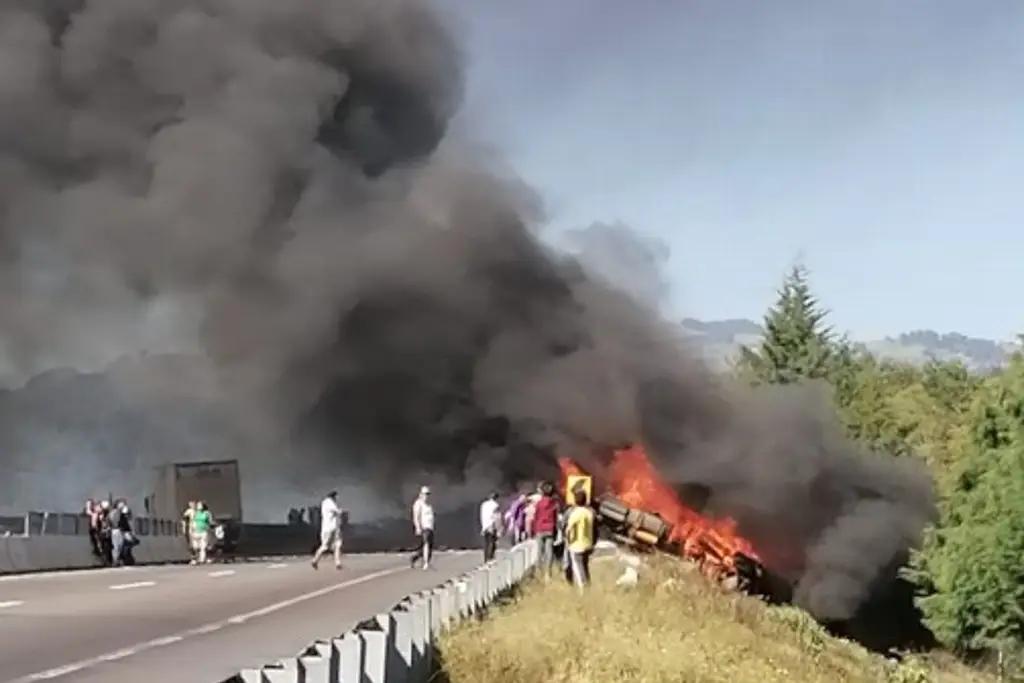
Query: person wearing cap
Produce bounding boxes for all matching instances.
[312,490,345,570]
[410,486,435,570]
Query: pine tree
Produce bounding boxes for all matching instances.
[738,264,835,385]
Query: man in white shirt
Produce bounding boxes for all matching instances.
[311,491,344,570]
[479,492,501,562]
[409,486,435,570]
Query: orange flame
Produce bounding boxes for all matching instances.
[558,457,583,478]
[561,444,761,580]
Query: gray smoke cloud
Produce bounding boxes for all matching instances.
[562,221,672,312]
[0,0,935,619]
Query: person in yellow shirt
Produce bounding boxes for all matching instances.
[564,489,596,589]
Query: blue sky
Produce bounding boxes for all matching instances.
[443,0,1024,340]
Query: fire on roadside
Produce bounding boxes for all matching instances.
[559,444,762,584]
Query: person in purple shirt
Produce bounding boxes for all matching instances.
[504,493,528,543]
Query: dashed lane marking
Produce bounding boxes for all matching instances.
[12,565,407,682]
[108,581,155,591]
[266,563,288,569]
[0,600,24,608]
[208,570,235,578]
[0,566,147,583]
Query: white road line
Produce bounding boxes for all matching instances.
[208,570,234,578]
[0,566,145,583]
[12,565,406,682]
[266,563,287,569]
[0,600,24,608]
[108,581,155,591]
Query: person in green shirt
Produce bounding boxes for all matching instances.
[190,502,213,565]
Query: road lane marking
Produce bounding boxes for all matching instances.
[0,600,24,608]
[108,581,155,591]
[0,566,145,583]
[208,570,235,578]
[266,563,287,569]
[12,564,408,682]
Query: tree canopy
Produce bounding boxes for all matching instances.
[735,265,1023,670]
[738,264,835,385]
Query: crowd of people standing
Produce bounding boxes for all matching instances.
[479,481,597,589]
[84,498,138,567]
[302,480,596,584]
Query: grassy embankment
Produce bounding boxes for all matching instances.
[437,556,996,683]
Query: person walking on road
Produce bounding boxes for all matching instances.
[530,482,559,578]
[181,501,197,563]
[564,489,596,590]
[312,490,345,570]
[479,492,501,562]
[409,486,435,571]
[190,502,213,565]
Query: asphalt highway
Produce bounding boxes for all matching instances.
[0,551,483,683]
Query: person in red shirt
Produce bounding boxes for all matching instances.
[530,481,559,577]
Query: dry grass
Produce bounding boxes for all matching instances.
[437,556,997,683]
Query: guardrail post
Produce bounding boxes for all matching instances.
[359,613,394,683]
[257,657,304,682]
[408,596,429,682]
[474,570,485,613]
[419,591,435,677]
[377,611,403,680]
[458,576,471,619]
[437,582,454,631]
[298,640,335,683]
[390,603,413,683]
[429,587,444,636]
[459,576,472,620]
[335,632,363,683]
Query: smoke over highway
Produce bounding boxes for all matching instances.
[0,0,935,620]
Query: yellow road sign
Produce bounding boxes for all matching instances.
[565,474,593,506]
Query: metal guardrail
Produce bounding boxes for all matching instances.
[225,540,540,683]
[0,511,180,537]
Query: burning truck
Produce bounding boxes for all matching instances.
[560,444,792,603]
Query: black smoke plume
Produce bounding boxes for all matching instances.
[0,0,936,620]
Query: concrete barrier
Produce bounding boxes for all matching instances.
[0,511,188,574]
[227,539,540,683]
[0,534,189,573]
[0,507,488,576]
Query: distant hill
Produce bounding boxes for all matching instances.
[681,318,1018,371]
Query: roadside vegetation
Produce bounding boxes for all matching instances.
[438,557,995,683]
[443,264,1024,680]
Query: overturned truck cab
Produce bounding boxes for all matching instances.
[594,494,792,604]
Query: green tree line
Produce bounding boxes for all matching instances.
[736,265,1024,671]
